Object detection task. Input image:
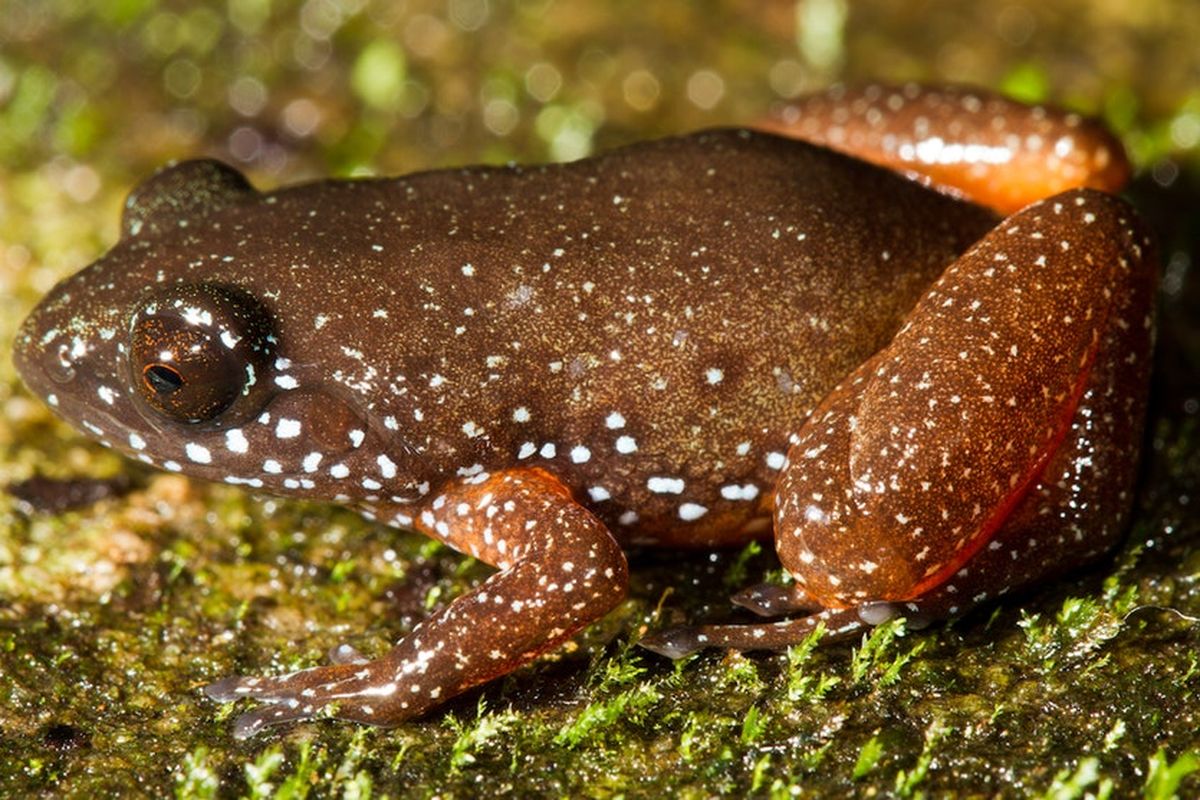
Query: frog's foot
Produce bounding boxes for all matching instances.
[641,601,934,659]
[640,606,866,659]
[730,582,823,617]
[205,655,400,739]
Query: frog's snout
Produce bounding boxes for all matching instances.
[15,310,78,393]
[13,278,129,436]
[13,303,63,402]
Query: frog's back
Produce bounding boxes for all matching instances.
[253,130,997,542]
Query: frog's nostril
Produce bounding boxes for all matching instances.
[47,343,79,384]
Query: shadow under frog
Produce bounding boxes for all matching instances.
[12,83,1157,738]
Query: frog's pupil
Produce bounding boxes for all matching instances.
[144,364,184,395]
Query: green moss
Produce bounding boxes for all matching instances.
[1146,748,1200,800]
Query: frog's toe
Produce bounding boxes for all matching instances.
[730,583,823,617]
[639,626,707,659]
[203,663,358,706]
[855,601,902,626]
[203,674,257,702]
[327,643,369,665]
[231,701,321,740]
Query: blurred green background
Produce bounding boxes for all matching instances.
[1,1,1199,797]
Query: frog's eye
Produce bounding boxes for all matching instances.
[129,284,276,425]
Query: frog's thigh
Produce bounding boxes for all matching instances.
[899,200,1155,621]
[776,188,1153,608]
[207,468,628,737]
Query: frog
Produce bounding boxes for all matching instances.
[12,83,1156,739]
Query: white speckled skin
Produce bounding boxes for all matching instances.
[13,83,1155,737]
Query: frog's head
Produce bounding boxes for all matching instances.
[14,160,427,506]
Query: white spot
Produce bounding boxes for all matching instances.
[569,445,591,464]
[263,459,283,474]
[330,463,350,479]
[349,429,366,448]
[302,452,323,473]
[766,451,786,470]
[225,429,249,453]
[615,435,638,454]
[705,367,724,384]
[540,442,557,459]
[128,433,147,451]
[377,454,397,478]
[720,484,760,501]
[276,418,302,439]
[588,486,611,502]
[462,421,483,438]
[274,374,299,389]
[185,442,211,464]
[679,503,708,521]
[647,476,685,494]
[517,442,537,459]
[97,386,116,405]
[512,407,531,423]
[605,411,626,429]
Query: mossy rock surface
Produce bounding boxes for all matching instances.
[2,2,1199,797]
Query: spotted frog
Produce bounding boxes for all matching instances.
[13,84,1156,738]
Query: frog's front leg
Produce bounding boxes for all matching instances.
[205,468,627,738]
[643,188,1155,658]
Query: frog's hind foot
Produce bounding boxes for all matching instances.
[730,582,824,617]
[640,607,868,659]
[640,600,939,659]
